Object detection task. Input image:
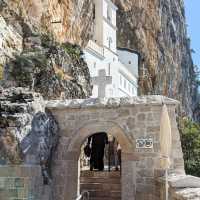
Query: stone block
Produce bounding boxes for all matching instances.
[136,112,146,120]
[169,175,200,188]
[137,169,154,178]
[139,106,152,112]
[118,108,130,117]
[147,126,160,132]
[126,117,136,130]
[136,183,155,193]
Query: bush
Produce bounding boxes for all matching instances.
[179,118,200,177]
[62,42,82,59]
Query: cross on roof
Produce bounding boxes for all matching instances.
[92,69,112,98]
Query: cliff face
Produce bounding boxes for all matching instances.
[1,0,197,116]
[113,0,198,116]
[0,0,93,171]
[0,0,92,100]
[0,0,94,46]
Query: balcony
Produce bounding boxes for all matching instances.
[86,40,104,58]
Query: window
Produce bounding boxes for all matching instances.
[108,63,111,75]
[128,83,131,92]
[93,4,95,20]
[124,79,126,89]
[120,75,122,86]
[109,89,113,96]
[108,37,112,49]
[93,62,96,69]
[132,87,135,95]
[107,6,112,21]
[129,61,131,64]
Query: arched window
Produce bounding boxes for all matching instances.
[108,37,113,49]
[93,4,96,20]
[107,5,112,21]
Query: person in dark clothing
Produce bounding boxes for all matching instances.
[88,132,108,171]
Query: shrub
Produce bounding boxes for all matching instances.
[179,118,200,177]
[62,42,82,59]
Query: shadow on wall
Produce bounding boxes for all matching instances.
[20,111,59,184]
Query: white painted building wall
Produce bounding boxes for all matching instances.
[84,0,138,98]
[117,48,139,78]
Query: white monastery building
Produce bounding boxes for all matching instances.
[84,0,139,98]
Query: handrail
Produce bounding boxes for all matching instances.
[76,191,89,200]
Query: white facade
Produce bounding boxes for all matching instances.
[84,0,138,98]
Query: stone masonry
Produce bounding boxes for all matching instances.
[1,95,200,200]
[46,95,185,200]
[0,165,43,200]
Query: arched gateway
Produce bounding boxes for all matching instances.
[46,96,185,200]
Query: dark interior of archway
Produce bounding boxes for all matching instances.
[80,132,121,200]
[80,132,121,172]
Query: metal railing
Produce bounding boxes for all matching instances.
[76,191,90,200]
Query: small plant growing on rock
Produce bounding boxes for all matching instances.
[62,42,83,59]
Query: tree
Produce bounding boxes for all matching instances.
[179,118,200,177]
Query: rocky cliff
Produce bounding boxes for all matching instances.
[0,0,92,99]
[0,0,198,116]
[113,0,198,117]
[0,0,93,180]
[0,0,94,46]
[0,0,198,165]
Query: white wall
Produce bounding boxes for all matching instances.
[84,47,138,98]
[111,9,116,26]
[117,49,139,77]
[84,0,137,98]
[103,0,108,18]
[103,21,117,52]
[94,0,103,45]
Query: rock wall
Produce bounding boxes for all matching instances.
[0,0,94,46]
[113,0,198,117]
[0,1,93,196]
[0,87,60,197]
[0,0,92,100]
[1,0,198,116]
[0,88,58,165]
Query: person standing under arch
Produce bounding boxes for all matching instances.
[88,132,108,171]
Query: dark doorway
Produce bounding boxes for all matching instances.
[79,132,121,199]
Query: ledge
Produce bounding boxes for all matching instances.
[157,174,200,199]
[46,95,180,110]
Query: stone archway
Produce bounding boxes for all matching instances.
[47,96,184,200]
[64,120,136,200]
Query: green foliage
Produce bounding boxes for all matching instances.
[193,65,200,87]
[41,34,83,60]
[179,118,200,177]
[41,33,54,48]
[0,64,3,80]
[61,42,82,59]
[10,53,48,87]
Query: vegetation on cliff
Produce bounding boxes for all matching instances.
[3,34,92,100]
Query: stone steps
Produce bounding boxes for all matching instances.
[80,171,121,199]
[90,198,120,200]
[80,183,121,190]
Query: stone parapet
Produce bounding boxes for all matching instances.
[46,95,180,110]
[157,174,200,200]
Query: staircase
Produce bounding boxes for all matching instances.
[80,171,121,200]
